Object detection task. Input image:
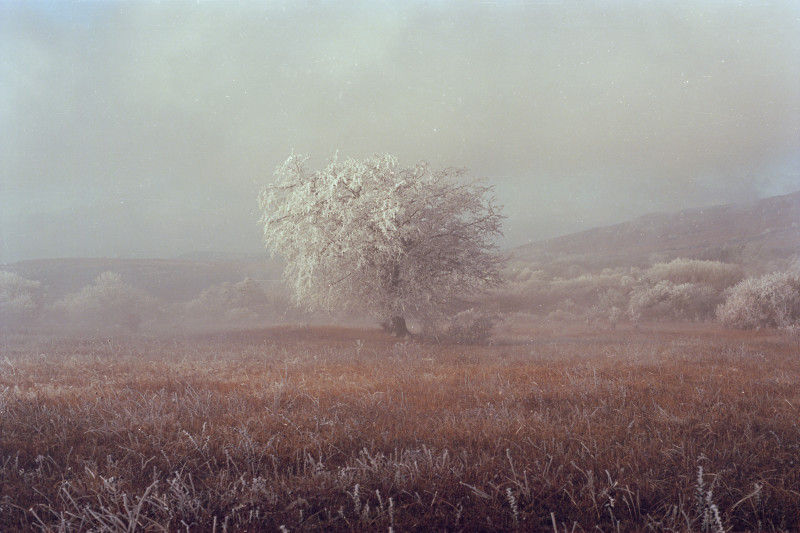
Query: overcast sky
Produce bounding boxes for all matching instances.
[2,1,799,262]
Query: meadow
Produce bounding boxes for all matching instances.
[1,324,799,531]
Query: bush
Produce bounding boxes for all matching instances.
[502,263,546,284]
[52,272,159,332]
[0,271,43,326]
[716,271,800,330]
[183,278,293,324]
[645,258,743,291]
[588,288,628,323]
[445,309,496,344]
[492,259,743,325]
[495,269,637,316]
[628,281,720,322]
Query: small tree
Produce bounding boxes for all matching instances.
[716,271,800,330]
[259,153,504,335]
[645,258,743,291]
[0,271,43,327]
[628,280,720,322]
[445,309,497,344]
[184,277,294,324]
[53,272,158,332]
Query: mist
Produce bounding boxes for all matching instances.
[2,1,799,262]
[5,5,800,529]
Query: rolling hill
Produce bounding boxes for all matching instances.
[513,190,800,269]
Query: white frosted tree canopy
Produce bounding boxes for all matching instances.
[259,154,504,333]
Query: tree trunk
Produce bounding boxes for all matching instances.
[383,315,409,337]
[381,261,409,336]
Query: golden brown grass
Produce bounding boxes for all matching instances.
[1,324,799,531]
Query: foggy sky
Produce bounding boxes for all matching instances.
[2,1,799,263]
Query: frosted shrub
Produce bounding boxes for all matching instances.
[184,278,288,323]
[621,260,743,323]
[593,288,628,321]
[716,271,800,329]
[606,305,623,327]
[500,270,636,317]
[628,281,719,322]
[645,258,743,291]
[0,271,43,326]
[496,261,739,324]
[53,272,159,331]
[445,309,496,344]
[502,263,545,284]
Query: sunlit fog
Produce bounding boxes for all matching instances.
[3,1,798,261]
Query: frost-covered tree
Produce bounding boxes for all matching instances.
[259,154,504,335]
[644,258,743,291]
[628,280,719,322]
[445,309,496,344]
[0,271,43,327]
[184,277,295,324]
[716,271,800,330]
[53,272,158,332]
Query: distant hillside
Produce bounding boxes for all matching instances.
[514,190,800,268]
[5,191,798,300]
[2,256,284,302]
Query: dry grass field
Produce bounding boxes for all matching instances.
[1,324,799,531]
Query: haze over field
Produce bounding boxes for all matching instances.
[2,1,799,262]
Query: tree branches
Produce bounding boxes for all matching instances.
[258,153,505,324]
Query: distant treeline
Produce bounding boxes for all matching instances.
[489,257,800,331]
[2,256,799,336]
